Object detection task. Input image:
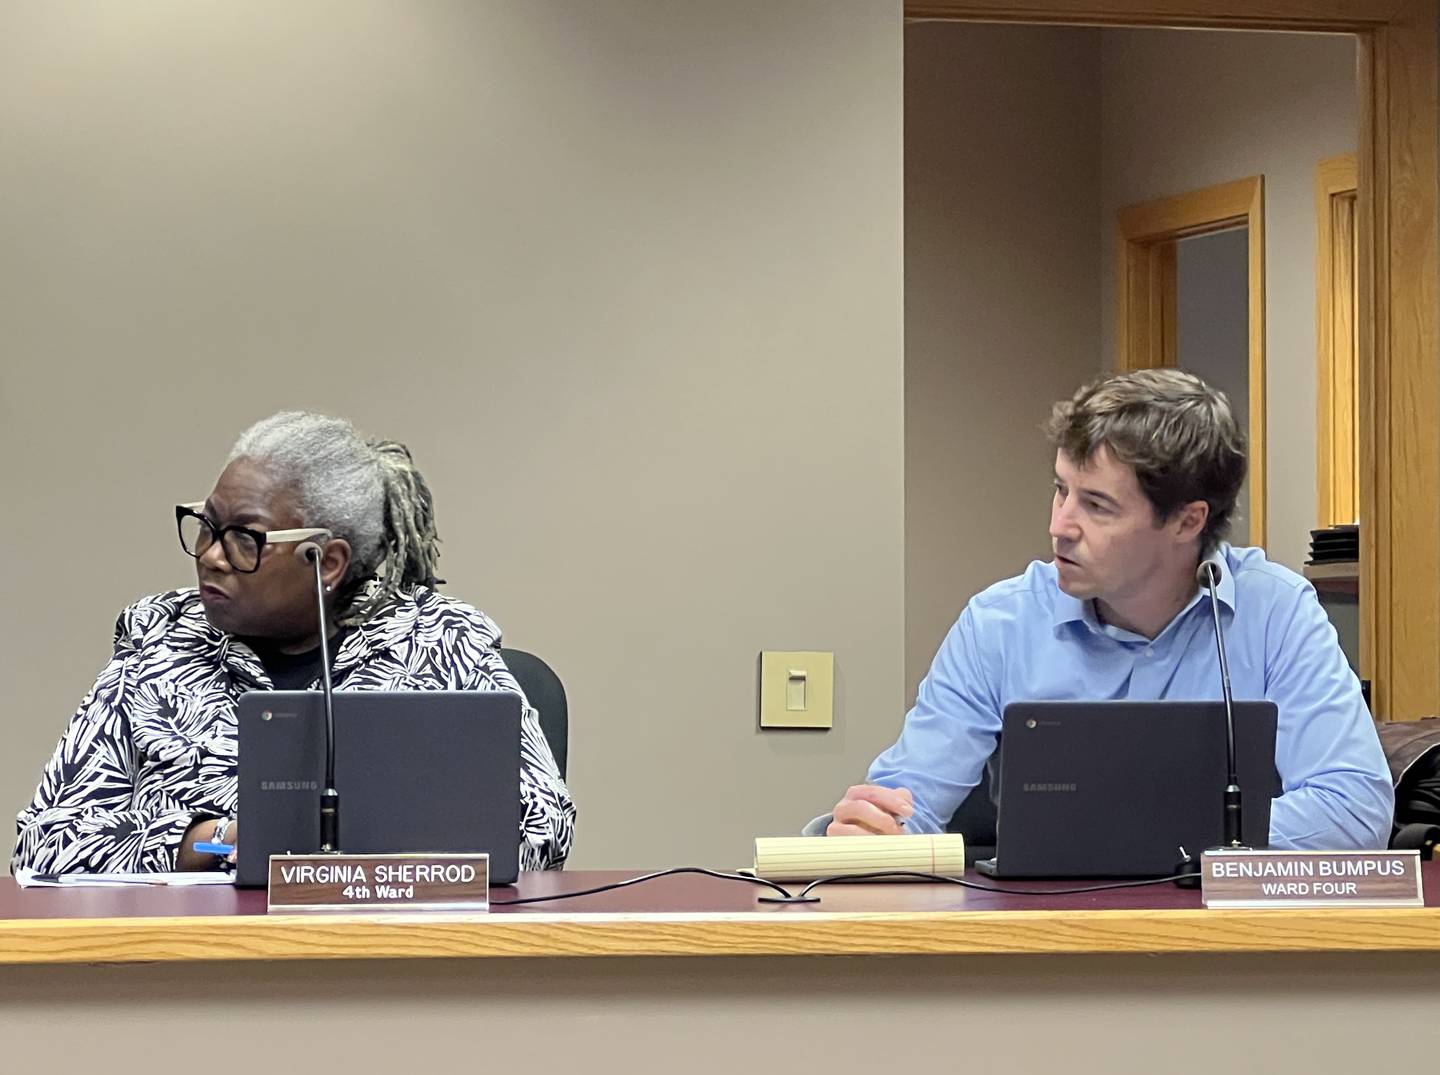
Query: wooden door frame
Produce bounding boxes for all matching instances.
[1316,153,1359,529]
[906,0,1439,722]
[1117,176,1266,548]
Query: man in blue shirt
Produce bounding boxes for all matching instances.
[827,369,1393,850]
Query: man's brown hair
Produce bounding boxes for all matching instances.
[1044,369,1247,555]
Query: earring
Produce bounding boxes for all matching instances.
[324,584,333,593]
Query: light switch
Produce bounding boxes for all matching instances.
[760,651,833,729]
[786,670,807,711]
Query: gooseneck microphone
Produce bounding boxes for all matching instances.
[297,541,341,854]
[1197,559,1245,849]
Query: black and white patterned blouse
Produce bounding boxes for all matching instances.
[12,585,575,874]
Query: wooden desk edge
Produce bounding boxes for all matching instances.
[3,907,1440,965]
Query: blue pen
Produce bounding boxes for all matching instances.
[194,842,235,856]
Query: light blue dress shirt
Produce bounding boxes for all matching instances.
[868,545,1393,850]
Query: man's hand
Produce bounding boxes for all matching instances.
[826,784,914,836]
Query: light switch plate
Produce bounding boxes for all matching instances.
[759,651,833,729]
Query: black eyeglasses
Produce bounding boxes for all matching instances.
[175,503,330,574]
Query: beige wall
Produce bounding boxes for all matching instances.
[1100,28,1357,571]
[0,1,904,871]
[903,23,1102,699]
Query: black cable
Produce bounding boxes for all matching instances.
[797,869,1189,898]
[485,866,1191,907]
[488,866,808,905]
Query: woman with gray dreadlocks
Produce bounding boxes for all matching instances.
[12,412,574,875]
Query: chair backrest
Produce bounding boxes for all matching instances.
[500,647,568,780]
[946,762,998,865]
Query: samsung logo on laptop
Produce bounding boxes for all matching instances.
[261,780,318,792]
[1022,782,1077,793]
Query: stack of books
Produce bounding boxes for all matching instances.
[1307,524,1358,566]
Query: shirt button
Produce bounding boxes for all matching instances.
[1145,648,1154,658]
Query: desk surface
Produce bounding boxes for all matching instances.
[4,865,1440,965]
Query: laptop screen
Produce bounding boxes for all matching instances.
[982,699,1278,878]
[235,690,523,887]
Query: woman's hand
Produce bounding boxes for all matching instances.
[176,817,237,870]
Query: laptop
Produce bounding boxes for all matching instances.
[235,690,523,888]
[974,700,1279,879]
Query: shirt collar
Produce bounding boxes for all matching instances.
[332,582,423,673]
[175,581,424,685]
[1050,546,1236,635]
[1051,584,1094,632]
[1200,546,1237,614]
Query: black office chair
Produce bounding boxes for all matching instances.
[1378,717,1440,858]
[946,778,998,866]
[500,647,568,780]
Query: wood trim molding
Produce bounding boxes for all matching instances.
[905,0,1439,720]
[905,1,1409,31]
[1358,10,1439,721]
[1114,236,1176,370]
[5,906,1440,965]
[1316,153,1359,528]
[1159,241,1178,368]
[1116,177,1266,548]
[1116,176,1258,242]
[1246,178,1267,553]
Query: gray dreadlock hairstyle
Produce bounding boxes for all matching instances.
[228,412,442,625]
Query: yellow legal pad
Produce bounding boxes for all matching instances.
[752,834,967,882]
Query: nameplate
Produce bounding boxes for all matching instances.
[267,853,489,913]
[1201,849,1423,909]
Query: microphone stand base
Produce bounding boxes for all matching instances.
[1174,857,1202,889]
[1174,844,1254,888]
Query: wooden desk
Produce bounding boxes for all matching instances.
[5,866,1440,964]
[4,868,1440,1073]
